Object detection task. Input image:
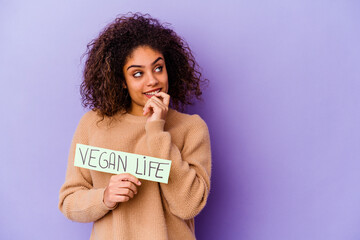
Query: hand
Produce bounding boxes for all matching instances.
[143,92,170,122]
[103,173,141,208]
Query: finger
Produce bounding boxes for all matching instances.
[150,96,167,108]
[143,100,162,115]
[143,106,152,116]
[113,173,141,186]
[117,181,138,194]
[108,186,136,198]
[143,107,152,116]
[112,195,130,203]
[110,181,138,195]
[143,99,153,116]
[148,97,166,111]
[116,188,135,198]
[155,92,170,106]
[148,101,165,117]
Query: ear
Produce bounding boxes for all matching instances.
[122,82,127,89]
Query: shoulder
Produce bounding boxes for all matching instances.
[166,109,209,133]
[77,110,101,126]
[72,110,109,143]
[167,109,211,154]
[75,110,108,133]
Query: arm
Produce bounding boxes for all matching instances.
[58,113,115,223]
[145,115,211,220]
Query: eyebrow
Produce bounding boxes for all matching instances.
[126,57,163,71]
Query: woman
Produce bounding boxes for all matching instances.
[59,13,211,240]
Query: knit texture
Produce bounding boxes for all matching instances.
[58,108,211,240]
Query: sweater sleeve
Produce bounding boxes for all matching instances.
[145,115,211,220]
[58,113,116,223]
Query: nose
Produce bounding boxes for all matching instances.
[146,73,159,86]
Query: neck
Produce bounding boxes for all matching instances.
[128,104,143,116]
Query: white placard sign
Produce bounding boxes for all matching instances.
[74,144,171,184]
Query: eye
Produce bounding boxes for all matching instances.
[154,66,163,72]
[133,72,142,78]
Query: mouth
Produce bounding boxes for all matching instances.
[143,88,161,98]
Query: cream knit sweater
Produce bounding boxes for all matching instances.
[58,108,211,240]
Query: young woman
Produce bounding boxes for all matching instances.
[59,13,211,240]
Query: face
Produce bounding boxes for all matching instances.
[123,46,169,116]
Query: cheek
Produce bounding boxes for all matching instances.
[127,82,143,96]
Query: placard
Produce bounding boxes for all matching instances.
[74,144,171,184]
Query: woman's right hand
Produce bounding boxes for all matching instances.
[103,173,142,208]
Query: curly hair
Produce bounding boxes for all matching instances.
[80,13,207,117]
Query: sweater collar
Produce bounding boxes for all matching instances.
[115,108,175,123]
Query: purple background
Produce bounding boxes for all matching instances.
[1,1,359,239]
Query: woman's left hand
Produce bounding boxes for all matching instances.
[143,92,170,122]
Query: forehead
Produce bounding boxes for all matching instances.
[125,46,164,66]
[125,46,164,65]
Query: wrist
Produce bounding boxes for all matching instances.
[145,119,165,134]
[103,187,117,209]
[104,200,117,209]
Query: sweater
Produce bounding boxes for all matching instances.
[58,108,211,240]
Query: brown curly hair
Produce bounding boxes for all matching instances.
[80,13,207,117]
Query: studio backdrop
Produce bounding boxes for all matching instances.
[0,0,359,239]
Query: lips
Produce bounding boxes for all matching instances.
[143,88,161,98]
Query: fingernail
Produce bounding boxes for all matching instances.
[138,181,141,185]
